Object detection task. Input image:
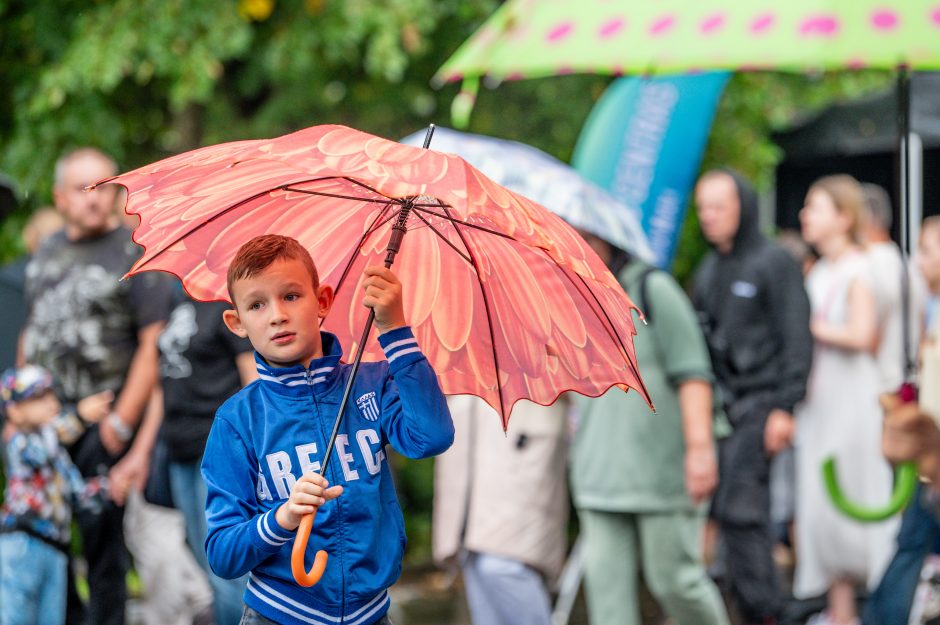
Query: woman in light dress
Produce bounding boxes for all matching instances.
[795,175,900,625]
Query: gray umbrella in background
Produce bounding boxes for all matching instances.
[401,126,655,263]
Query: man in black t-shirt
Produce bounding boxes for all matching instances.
[22,147,172,625]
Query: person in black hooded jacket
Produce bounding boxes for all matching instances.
[692,169,813,625]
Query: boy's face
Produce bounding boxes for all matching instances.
[918,228,940,294]
[6,391,60,429]
[223,257,334,369]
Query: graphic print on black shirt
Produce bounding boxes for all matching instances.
[159,296,252,461]
[23,226,171,403]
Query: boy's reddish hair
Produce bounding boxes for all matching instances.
[226,235,319,304]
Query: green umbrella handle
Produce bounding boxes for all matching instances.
[822,458,918,522]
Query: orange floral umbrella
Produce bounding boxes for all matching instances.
[96,123,651,586]
[100,124,649,423]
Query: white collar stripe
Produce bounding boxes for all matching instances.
[387,346,421,363]
[259,368,335,387]
[258,374,311,387]
[274,372,308,380]
[384,337,418,352]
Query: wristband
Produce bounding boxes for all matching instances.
[107,412,134,443]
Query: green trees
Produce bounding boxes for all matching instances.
[0,0,498,254]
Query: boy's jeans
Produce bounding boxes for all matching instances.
[239,606,393,625]
[0,531,67,625]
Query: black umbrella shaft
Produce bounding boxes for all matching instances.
[319,202,414,477]
[898,66,916,381]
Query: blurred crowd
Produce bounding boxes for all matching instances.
[2,147,940,625]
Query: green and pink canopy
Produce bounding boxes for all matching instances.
[436,0,940,86]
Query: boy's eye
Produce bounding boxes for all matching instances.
[285,293,299,302]
[249,301,263,311]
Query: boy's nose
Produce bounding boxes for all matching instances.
[269,302,288,323]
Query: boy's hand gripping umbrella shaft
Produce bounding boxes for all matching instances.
[290,197,416,587]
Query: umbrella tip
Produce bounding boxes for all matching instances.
[422,124,436,149]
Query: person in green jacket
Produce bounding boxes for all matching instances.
[571,231,730,625]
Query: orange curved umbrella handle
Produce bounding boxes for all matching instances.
[291,511,328,587]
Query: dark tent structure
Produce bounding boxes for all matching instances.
[774,72,940,242]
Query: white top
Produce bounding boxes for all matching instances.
[794,250,899,598]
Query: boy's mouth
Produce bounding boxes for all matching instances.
[271,331,296,345]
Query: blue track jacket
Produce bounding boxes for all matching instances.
[202,328,454,625]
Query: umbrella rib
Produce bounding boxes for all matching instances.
[337,177,458,211]
[441,205,508,424]
[282,186,403,206]
[411,210,473,265]
[411,206,517,241]
[339,176,397,198]
[323,204,399,327]
[132,176,385,273]
[410,202,455,209]
[554,261,651,403]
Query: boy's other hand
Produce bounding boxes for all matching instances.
[77,390,114,424]
[362,266,406,334]
[275,473,344,531]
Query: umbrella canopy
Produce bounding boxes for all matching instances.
[99,124,650,426]
[436,0,940,84]
[400,126,655,261]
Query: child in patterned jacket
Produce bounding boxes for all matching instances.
[0,365,112,625]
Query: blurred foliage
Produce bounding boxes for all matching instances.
[0,0,893,564]
[0,0,501,257]
[393,453,436,566]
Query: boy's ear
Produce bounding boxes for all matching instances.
[222,308,248,338]
[317,284,334,320]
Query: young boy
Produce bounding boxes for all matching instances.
[202,234,454,625]
[0,365,112,625]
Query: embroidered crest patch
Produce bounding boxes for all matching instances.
[356,391,379,422]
